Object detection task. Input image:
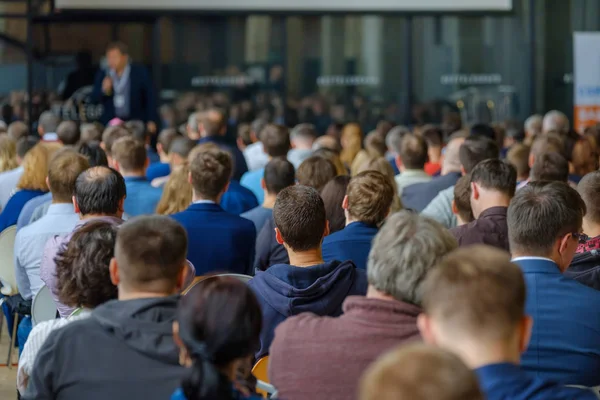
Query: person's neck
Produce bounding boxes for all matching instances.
[262,193,277,209]
[50,199,72,205]
[118,290,175,301]
[120,170,146,178]
[400,166,423,173]
[512,251,559,264]
[345,216,358,226]
[583,219,600,239]
[288,248,324,268]
[473,194,511,219]
[429,149,442,164]
[366,285,398,302]
[115,64,127,76]
[159,153,169,163]
[80,213,120,221]
[445,340,521,370]
[192,193,219,203]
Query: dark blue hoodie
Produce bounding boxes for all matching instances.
[248,260,368,359]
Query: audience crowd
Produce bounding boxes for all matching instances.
[0,99,599,400]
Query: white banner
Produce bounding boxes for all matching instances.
[56,0,511,11]
[574,32,600,132]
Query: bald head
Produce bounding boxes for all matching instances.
[74,166,126,217]
[441,133,467,175]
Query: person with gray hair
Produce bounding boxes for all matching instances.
[186,111,202,141]
[37,111,61,141]
[524,114,542,143]
[268,211,458,400]
[288,123,316,169]
[56,121,80,145]
[385,125,410,174]
[542,110,570,135]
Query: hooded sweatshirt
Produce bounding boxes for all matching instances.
[23,296,186,400]
[248,260,368,359]
[566,249,600,291]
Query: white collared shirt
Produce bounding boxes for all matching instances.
[511,256,555,263]
[193,200,216,205]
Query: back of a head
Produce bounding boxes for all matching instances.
[263,157,295,195]
[291,123,317,146]
[115,216,187,293]
[313,136,342,153]
[74,166,126,216]
[18,142,59,191]
[189,146,232,199]
[156,164,192,216]
[399,133,428,170]
[367,211,458,305]
[442,132,468,173]
[48,149,90,202]
[321,175,351,234]
[261,124,291,158]
[178,277,262,400]
[506,143,531,179]
[251,118,268,138]
[422,245,525,344]
[530,134,564,162]
[57,121,80,145]
[297,155,337,192]
[112,136,147,173]
[76,141,108,167]
[0,135,17,173]
[578,171,600,226]
[158,128,180,154]
[530,151,569,183]
[470,159,517,198]
[364,131,387,157]
[525,114,543,136]
[55,220,118,309]
[470,123,496,141]
[38,111,60,134]
[386,125,410,154]
[102,126,131,157]
[459,136,499,173]
[8,121,28,142]
[347,171,394,226]
[16,136,39,159]
[453,175,475,224]
[169,137,197,159]
[360,344,483,400]
[543,110,569,134]
[201,109,225,137]
[80,123,103,143]
[508,181,586,257]
[125,120,147,142]
[421,126,444,149]
[273,185,326,252]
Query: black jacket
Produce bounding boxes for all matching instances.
[24,296,185,400]
[566,250,600,291]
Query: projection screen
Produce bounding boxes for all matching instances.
[55,0,512,12]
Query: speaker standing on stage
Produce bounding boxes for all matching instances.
[92,42,158,133]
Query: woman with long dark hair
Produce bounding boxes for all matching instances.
[172,277,263,400]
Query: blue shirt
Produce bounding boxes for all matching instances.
[14,203,79,300]
[322,222,379,270]
[514,257,600,386]
[0,189,46,233]
[123,176,163,217]
[17,192,52,230]
[221,180,259,215]
[474,362,597,400]
[241,206,273,234]
[146,162,170,181]
[240,168,264,204]
[171,388,261,400]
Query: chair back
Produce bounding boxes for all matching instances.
[0,226,18,296]
[183,273,253,295]
[253,356,270,397]
[32,285,57,326]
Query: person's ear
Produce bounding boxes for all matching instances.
[117,197,126,214]
[250,132,258,143]
[260,178,266,190]
[188,171,193,185]
[100,142,106,151]
[451,199,459,216]
[73,196,81,214]
[460,166,466,176]
[37,125,43,136]
[275,227,284,245]
[557,234,573,265]
[172,321,182,348]
[112,160,121,172]
[528,154,535,169]
[395,155,402,170]
[45,176,51,192]
[519,315,534,354]
[109,258,120,286]
[417,314,436,345]
[342,195,349,210]
[471,182,480,200]
[157,143,164,155]
[175,262,187,292]
[323,220,330,238]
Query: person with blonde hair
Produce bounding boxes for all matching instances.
[156,164,192,215]
[0,135,18,173]
[340,123,363,168]
[355,156,403,213]
[0,142,60,231]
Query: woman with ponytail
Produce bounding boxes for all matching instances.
[172,277,263,400]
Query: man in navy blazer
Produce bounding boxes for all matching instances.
[91,42,158,129]
[508,181,600,387]
[322,171,395,270]
[171,145,256,276]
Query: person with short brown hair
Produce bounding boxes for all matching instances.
[419,245,596,400]
[249,185,368,359]
[25,216,189,400]
[394,133,432,196]
[452,175,474,226]
[296,155,337,192]
[322,171,394,270]
[529,151,569,183]
[506,143,530,184]
[172,145,256,278]
[112,136,162,216]
[360,344,483,400]
[101,125,131,167]
[56,121,80,146]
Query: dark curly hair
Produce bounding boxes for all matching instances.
[55,220,119,308]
